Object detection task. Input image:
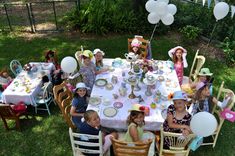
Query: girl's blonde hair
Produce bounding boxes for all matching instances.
[84,110,98,122]
[126,111,145,126]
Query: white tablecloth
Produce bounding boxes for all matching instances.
[87,59,181,131]
[2,62,55,106]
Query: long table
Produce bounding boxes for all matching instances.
[87,59,181,131]
[2,62,55,106]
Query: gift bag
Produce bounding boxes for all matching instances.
[220,108,235,122]
[189,136,203,151]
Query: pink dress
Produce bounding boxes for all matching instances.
[174,61,184,85]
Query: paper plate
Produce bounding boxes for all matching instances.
[89,97,101,106]
[103,107,117,117]
[113,102,123,109]
[95,79,107,87]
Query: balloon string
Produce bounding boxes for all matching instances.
[206,22,218,48]
[149,23,159,43]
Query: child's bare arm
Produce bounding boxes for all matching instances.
[129,125,140,142]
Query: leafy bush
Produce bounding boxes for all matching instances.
[218,37,235,66]
[179,25,202,42]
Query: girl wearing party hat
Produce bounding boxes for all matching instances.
[168,46,188,85]
[129,38,143,59]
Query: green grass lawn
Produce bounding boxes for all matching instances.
[0,32,234,156]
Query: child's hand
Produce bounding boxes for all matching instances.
[182,129,190,136]
[183,125,191,132]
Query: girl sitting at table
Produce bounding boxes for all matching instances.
[168,46,188,86]
[70,82,90,129]
[45,50,60,69]
[79,50,96,94]
[129,38,143,59]
[80,110,118,155]
[0,68,13,90]
[124,104,155,142]
[182,68,214,96]
[93,48,109,74]
[163,91,192,148]
[191,82,232,115]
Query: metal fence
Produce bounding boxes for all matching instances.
[0,0,80,32]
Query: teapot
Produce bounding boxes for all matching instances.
[124,52,138,62]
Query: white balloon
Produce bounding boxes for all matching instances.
[147,12,160,24]
[61,56,77,73]
[213,2,230,21]
[145,0,158,13]
[190,112,218,137]
[158,0,169,4]
[161,13,174,25]
[167,4,177,15]
[156,2,168,16]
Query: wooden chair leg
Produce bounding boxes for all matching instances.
[1,118,10,130]
[15,118,21,131]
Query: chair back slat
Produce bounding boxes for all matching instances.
[111,137,152,156]
[10,60,23,76]
[64,104,76,130]
[69,128,103,156]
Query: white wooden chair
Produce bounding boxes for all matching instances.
[69,127,103,156]
[9,60,23,76]
[34,82,53,115]
[202,81,235,148]
[183,50,205,84]
[157,126,195,156]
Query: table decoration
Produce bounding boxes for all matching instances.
[143,75,157,96]
[127,76,138,99]
[124,52,138,75]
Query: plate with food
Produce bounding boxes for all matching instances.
[113,102,123,109]
[89,96,101,106]
[103,107,118,117]
[95,79,108,87]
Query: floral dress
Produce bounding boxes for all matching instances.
[80,62,96,92]
[174,61,184,85]
[163,104,192,148]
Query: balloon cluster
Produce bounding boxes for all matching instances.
[213,2,230,21]
[145,0,177,25]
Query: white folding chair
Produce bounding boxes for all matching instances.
[157,126,195,156]
[34,82,53,115]
[10,60,23,76]
[69,127,103,156]
[202,81,235,148]
[183,50,205,84]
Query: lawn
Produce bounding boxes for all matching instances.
[0,31,234,156]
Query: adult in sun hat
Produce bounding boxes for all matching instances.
[79,50,96,94]
[168,46,188,85]
[129,38,144,59]
[123,103,155,155]
[70,82,90,129]
[93,48,109,74]
[163,90,192,148]
[192,82,232,115]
